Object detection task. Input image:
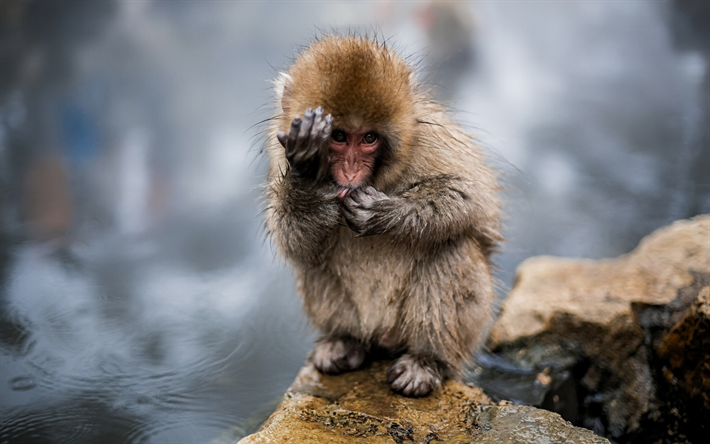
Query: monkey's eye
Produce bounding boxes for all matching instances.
[362,132,378,144]
[331,130,347,143]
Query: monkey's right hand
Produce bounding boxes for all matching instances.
[277,107,333,183]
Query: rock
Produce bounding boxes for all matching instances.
[237,216,707,443]
[237,360,608,444]
[485,215,710,441]
[656,285,710,410]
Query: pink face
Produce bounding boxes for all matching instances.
[329,129,381,195]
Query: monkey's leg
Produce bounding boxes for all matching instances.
[312,336,367,375]
[389,242,494,397]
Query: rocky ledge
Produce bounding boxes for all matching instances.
[237,360,607,443]
[484,215,709,442]
[236,215,708,444]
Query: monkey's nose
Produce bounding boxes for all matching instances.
[343,170,356,181]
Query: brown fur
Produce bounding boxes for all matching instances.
[264,35,502,395]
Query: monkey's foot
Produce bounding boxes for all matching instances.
[312,337,367,375]
[387,354,442,397]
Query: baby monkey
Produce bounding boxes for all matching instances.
[265,35,502,396]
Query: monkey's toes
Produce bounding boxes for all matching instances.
[312,337,366,375]
[387,354,442,397]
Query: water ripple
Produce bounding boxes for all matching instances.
[10,375,36,391]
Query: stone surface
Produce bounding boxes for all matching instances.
[656,285,710,410]
[490,215,709,347]
[237,361,608,444]
[236,216,708,443]
[486,215,710,440]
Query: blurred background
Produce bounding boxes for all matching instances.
[1,1,708,442]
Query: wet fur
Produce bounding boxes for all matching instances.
[264,35,502,395]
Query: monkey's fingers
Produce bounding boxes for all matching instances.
[350,187,390,211]
[304,107,327,162]
[342,203,375,235]
[308,107,326,142]
[346,188,376,207]
[276,131,288,148]
[322,114,333,140]
[362,186,385,198]
[341,205,360,232]
[343,193,364,209]
[293,108,315,163]
[341,203,356,220]
[285,116,302,161]
[314,115,334,182]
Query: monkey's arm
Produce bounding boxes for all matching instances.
[267,108,342,266]
[266,178,341,266]
[342,177,501,252]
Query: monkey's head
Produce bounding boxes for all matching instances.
[276,35,417,192]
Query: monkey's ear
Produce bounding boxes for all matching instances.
[274,72,294,113]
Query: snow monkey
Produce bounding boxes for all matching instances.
[264,35,502,397]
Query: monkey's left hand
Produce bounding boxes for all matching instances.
[342,186,392,235]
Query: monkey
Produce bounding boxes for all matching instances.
[263,35,502,397]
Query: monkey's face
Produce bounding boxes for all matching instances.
[329,128,381,195]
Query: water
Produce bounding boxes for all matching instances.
[1,1,708,443]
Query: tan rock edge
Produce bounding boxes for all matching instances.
[237,361,608,443]
[488,214,710,435]
[656,285,710,410]
[237,215,707,443]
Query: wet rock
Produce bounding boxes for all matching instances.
[485,215,710,442]
[237,361,608,444]
[656,285,710,410]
